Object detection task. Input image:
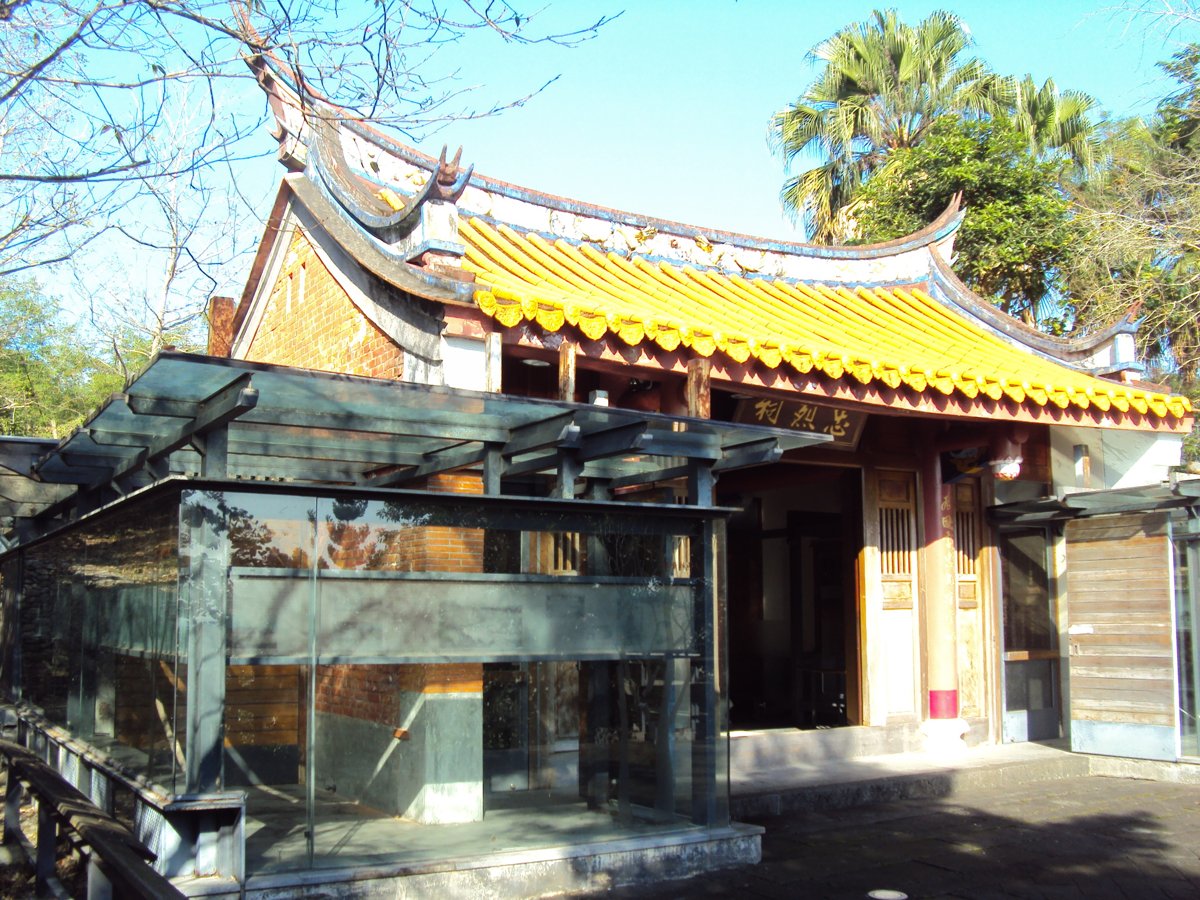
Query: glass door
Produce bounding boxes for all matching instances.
[999,527,1061,742]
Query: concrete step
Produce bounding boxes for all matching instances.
[730,742,1090,819]
[729,724,923,772]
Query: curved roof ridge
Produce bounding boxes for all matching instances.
[338,118,964,260]
[928,248,1138,368]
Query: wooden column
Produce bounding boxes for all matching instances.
[921,452,962,727]
[558,343,576,403]
[686,358,711,418]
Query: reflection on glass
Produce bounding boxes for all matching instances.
[1176,521,1200,758]
[9,485,728,876]
[18,495,182,791]
[1000,528,1055,652]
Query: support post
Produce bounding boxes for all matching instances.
[580,481,613,808]
[36,801,56,894]
[482,446,503,496]
[558,343,576,403]
[688,461,721,826]
[921,451,967,752]
[686,357,711,419]
[86,854,113,900]
[198,426,229,479]
[3,770,21,845]
[484,332,503,393]
[182,493,230,792]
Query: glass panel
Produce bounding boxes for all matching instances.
[303,497,696,664]
[1176,519,1200,758]
[15,486,727,874]
[226,494,317,663]
[216,493,317,872]
[297,493,718,869]
[999,528,1055,652]
[0,557,17,697]
[16,494,182,791]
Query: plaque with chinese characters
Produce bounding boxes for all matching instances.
[733,398,867,450]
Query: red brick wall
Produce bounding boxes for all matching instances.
[314,664,483,722]
[244,230,404,380]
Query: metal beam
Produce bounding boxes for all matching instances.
[360,443,492,487]
[504,451,561,479]
[244,407,510,443]
[641,430,721,460]
[106,378,259,486]
[575,422,652,463]
[503,413,580,457]
[0,440,59,475]
[0,478,73,505]
[605,464,691,491]
[712,438,784,471]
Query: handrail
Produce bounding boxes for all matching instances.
[0,738,186,899]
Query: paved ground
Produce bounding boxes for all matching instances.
[587,775,1200,899]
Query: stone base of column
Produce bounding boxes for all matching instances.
[920,717,969,756]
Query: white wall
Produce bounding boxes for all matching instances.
[441,336,489,391]
[1050,426,1182,492]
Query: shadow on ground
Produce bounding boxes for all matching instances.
[581,777,1200,899]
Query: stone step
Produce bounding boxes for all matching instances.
[729,724,924,772]
[731,745,1090,819]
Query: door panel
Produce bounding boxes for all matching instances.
[999,528,1061,742]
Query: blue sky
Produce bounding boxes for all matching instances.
[410,1,1186,241]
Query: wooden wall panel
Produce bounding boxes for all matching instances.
[1066,512,1176,758]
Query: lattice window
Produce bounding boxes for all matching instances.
[528,531,580,575]
[672,535,690,578]
[954,482,980,578]
[879,505,915,577]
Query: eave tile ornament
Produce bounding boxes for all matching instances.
[462,218,1192,423]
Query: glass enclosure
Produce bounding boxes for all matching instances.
[4,482,729,872]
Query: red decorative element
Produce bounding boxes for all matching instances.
[929,689,959,719]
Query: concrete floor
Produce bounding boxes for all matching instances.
[243,782,704,874]
[585,771,1200,899]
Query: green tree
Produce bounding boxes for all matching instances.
[0,279,120,437]
[851,117,1078,327]
[772,9,1098,246]
[1008,74,1099,172]
[770,9,1004,243]
[1068,45,1200,389]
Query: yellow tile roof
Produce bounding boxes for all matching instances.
[461,218,1192,421]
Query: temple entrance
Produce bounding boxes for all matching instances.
[723,466,862,730]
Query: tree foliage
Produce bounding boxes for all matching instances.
[852,117,1077,328]
[1067,44,1200,384]
[770,9,1004,243]
[772,8,1096,246]
[0,279,122,437]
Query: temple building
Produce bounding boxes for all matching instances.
[0,60,1197,896]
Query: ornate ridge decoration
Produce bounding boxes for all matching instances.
[308,118,473,236]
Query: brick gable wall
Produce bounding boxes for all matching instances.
[244,230,404,380]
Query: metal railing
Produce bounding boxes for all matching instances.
[0,738,185,899]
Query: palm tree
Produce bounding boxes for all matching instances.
[771,9,1005,243]
[1007,75,1098,172]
